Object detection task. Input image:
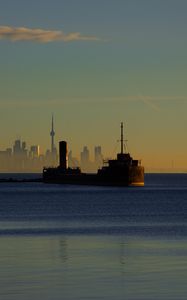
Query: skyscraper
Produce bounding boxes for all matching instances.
[29,145,40,158]
[81,146,89,166]
[94,146,103,167]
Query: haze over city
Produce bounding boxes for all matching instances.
[0,0,187,172]
[0,115,104,172]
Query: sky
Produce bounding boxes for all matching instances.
[0,0,187,171]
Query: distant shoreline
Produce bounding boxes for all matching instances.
[0,178,42,183]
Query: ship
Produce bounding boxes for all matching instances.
[43,123,144,186]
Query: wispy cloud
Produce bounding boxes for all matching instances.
[0,95,187,109]
[137,94,160,111]
[0,26,100,43]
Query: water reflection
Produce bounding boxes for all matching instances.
[59,239,68,263]
[119,240,126,266]
[0,235,187,300]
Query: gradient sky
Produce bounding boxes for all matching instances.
[0,0,187,170]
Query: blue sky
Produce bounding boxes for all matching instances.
[0,0,187,170]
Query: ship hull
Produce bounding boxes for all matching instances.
[43,166,144,187]
[128,166,144,186]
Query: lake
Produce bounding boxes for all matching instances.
[0,173,186,300]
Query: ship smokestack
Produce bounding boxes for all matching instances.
[59,141,68,169]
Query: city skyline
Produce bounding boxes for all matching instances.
[0,1,187,172]
[0,116,185,173]
[0,134,104,173]
[0,114,105,172]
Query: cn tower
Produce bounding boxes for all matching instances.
[50,114,55,154]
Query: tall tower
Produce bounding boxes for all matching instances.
[50,114,55,154]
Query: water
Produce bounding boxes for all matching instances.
[0,174,187,300]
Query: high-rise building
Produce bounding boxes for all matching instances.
[13,140,21,155]
[80,146,90,171]
[29,145,40,158]
[81,146,89,166]
[94,146,103,167]
[68,150,79,168]
[13,139,27,157]
[22,142,26,151]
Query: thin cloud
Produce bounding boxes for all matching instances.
[1,95,187,108]
[138,94,160,111]
[0,26,100,43]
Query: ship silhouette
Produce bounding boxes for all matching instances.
[43,123,144,186]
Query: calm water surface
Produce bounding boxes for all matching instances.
[0,174,187,300]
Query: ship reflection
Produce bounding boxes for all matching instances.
[56,236,129,271]
[59,238,68,263]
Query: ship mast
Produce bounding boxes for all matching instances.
[121,122,124,154]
